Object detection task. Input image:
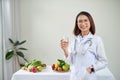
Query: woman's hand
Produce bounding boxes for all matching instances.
[86,67,92,73]
[60,39,69,51]
[86,65,95,73]
[60,39,69,57]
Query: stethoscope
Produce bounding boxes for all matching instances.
[73,37,93,55]
[70,37,94,64]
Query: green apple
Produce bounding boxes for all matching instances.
[62,65,69,71]
[65,64,70,69]
[37,66,42,72]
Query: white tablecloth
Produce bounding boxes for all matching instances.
[11,66,115,80]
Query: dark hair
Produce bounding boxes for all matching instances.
[73,11,95,36]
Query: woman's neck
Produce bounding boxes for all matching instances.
[81,31,90,37]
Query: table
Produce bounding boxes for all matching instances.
[11,66,115,80]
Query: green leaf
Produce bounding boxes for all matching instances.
[6,49,14,60]
[18,47,27,50]
[16,51,28,62]
[9,38,14,44]
[16,51,24,58]
[14,41,20,46]
[19,40,26,45]
[23,58,28,62]
[17,48,28,62]
[57,59,65,67]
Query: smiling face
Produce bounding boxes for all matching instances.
[77,15,91,35]
[73,11,95,36]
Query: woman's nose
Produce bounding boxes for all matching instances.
[81,22,86,26]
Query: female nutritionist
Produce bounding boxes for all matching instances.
[60,11,108,80]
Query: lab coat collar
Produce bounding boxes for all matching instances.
[75,32,94,42]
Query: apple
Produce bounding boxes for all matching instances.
[31,67,38,73]
[62,65,69,71]
[52,64,55,70]
[37,66,42,72]
[57,67,62,71]
[65,64,70,69]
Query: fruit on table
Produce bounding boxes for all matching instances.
[31,67,38,73]
[40,64,47,69]
[21,59,46,73]
[57,67,62,71]
[51,59,70,72]
[52,64,55,70]
[62,64,69,71]
[37,66,42,72]
[55,63,59,68]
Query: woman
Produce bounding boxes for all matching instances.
[61,11,108,80]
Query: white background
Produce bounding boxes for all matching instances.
[0,0,3,79]
[19,0,120,80]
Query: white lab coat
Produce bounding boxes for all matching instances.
[66,33,108,80]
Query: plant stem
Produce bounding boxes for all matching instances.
[14,46,20,67]
[16,54,20,67]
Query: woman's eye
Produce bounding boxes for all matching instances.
[77,19,89,24]
[84,19,88,22]
[78,20,82,23]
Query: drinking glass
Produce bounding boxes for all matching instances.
[62,36,69,42]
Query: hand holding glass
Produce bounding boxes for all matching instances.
[62,36,69,42]
[61,36,69,51]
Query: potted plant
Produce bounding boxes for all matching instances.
[5,38,28,67]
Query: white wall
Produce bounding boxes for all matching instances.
[20,0,120,80]
[0,5,2,80]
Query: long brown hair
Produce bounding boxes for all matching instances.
[73,11,95,36]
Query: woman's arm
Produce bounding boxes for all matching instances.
[60,37,75,64]
[60,39,69,58]
[93,36,108,71]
